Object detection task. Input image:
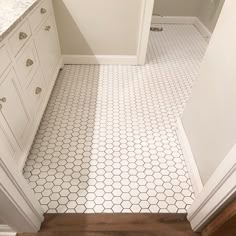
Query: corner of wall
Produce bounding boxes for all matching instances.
[197,0,225,33]
[176,119,203,196]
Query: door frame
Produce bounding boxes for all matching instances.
[187,144,236,231]
[137,0,154,65]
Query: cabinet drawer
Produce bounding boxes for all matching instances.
[28,69,45,115]
[15,40,39,88]
[0,45,11,76]
[8,21,32,56]
[29,0,52,32]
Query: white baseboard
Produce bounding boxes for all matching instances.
[177,119,203,196]
[152,16,212,40]
[194,18,212,40]
[188,144,236,231]
[63,55,138,65]
[152,15,196,25]
[0,225,16,236]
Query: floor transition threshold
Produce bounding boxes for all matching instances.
[17,213,200,236]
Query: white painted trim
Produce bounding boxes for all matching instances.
[0,233,15,236]
[177,119,203,196]
[63,55,138,65]
[137,0,154,65]
[187,144,236,231]
[152,16,212,40]
[194,18,212,40]
[0,151,44,233]
[0,225,16,236]
[152,15,196,25]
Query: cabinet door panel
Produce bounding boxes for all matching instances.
[0,124,16,159]
[35,15,60,84]
[0,70,31,148]
[15,40,39,88]
[28,68,46,115]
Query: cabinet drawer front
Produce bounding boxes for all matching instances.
[15,40,39,88]
[0,70,30,148]
[8,21,32,56]
[29,0,52,32]
[0,45,11,77]
[35,15,60,83]
[28,69,45,115]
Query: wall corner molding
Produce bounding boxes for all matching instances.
[194,18,212,41]
[187,144,236,231]
[176,119,203,196]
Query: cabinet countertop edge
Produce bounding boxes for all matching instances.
[0,0,42,44]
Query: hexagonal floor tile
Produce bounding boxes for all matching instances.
[23,24,207,213]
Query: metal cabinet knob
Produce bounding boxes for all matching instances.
[19,32,28,40]
[26,59,34,67]
[0,97,6,103]
[35,87,42,95]
[0,97,5,110]
[45,26,51,31]
[40,8,47,14]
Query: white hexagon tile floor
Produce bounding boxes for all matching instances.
[23,24,208,213]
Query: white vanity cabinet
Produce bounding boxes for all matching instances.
[27,69,46,116]
[0,0,62,170]
[35,14,60,85]
[0,45,21,164]
[0,69,31,150]
[0,124,19,162]
[0,45,11,76]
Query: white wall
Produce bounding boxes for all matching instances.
[198,0,225,32]
[153,0,225,32]
[153,0,200,16]
[182,0,236,185]
[53,0,143,55]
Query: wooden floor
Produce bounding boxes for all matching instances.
[210,215,236,236]
[18,214,201,236]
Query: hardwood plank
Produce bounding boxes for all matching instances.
[211,215,236,236]
[202,199,236,236]
[40,214,196,234]
[18,232,197,236]
[17,214,200,236]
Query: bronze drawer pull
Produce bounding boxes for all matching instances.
[35,87,42,95]
[45,26,51,31]
[0,97,6,110]
[19,32,28,40]
[0,97,7,103]
[40,8,47,14]
[26,59,34,67]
